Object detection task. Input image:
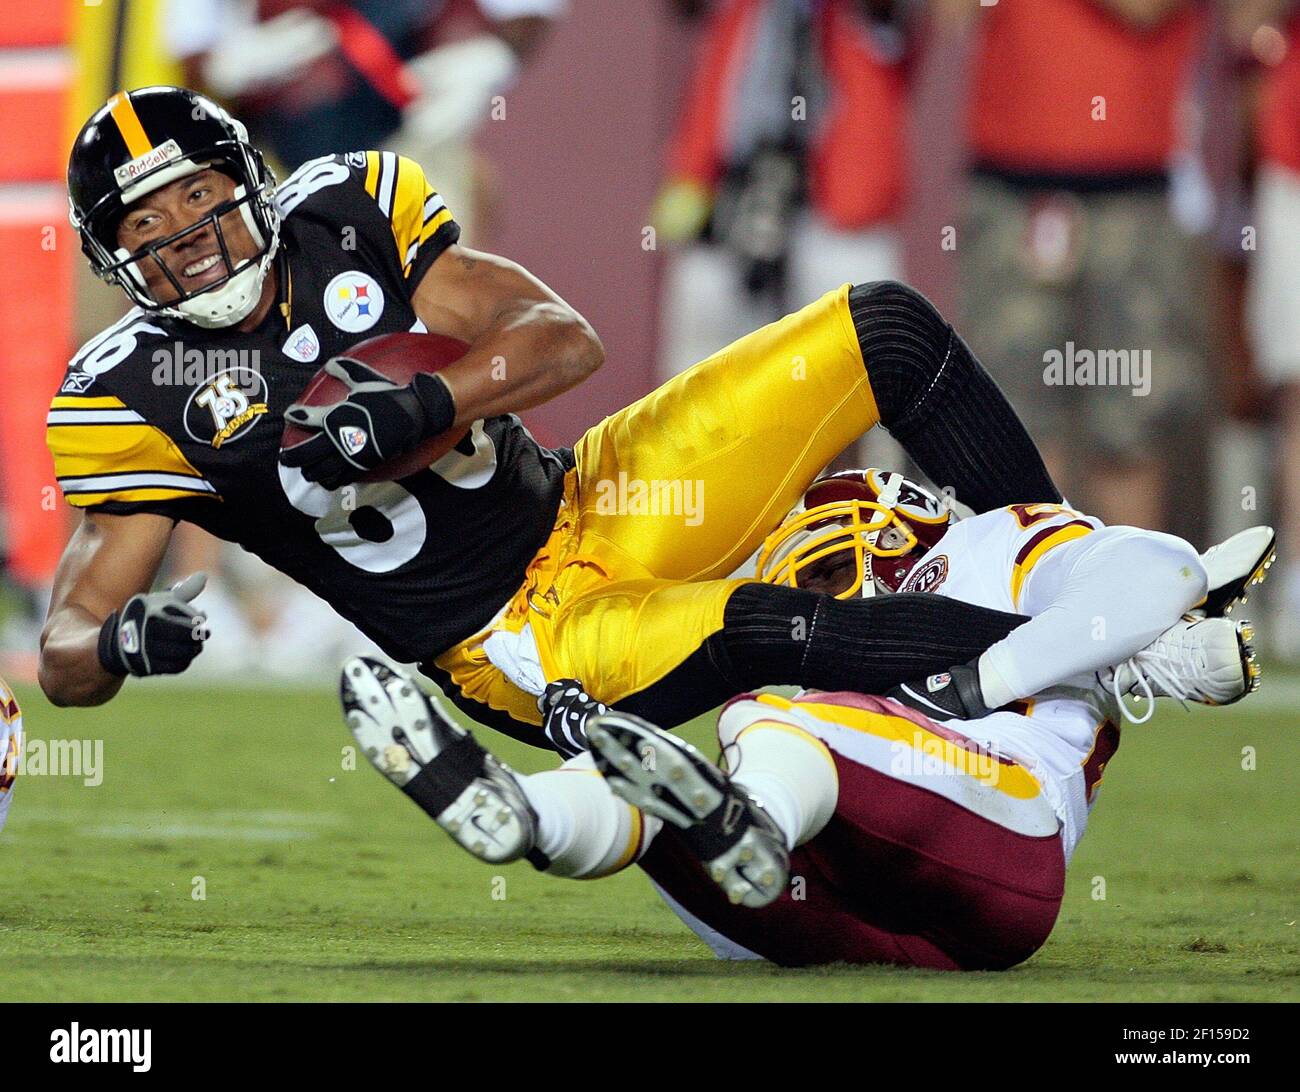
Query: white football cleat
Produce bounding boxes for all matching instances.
[1197,526,1276,617]
[586,711,790,909]
[341,656,539,865]
[1100,616,1261,724]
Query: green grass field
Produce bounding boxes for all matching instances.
[1,677,1296,1002]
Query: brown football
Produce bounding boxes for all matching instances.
[281,331,469,483]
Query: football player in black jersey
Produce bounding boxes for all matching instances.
[41,87,1060,755]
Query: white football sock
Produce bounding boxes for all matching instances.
[725,719,839,849]
[519,753,661,879]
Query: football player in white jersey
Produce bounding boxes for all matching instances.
[342,471,1271,969]
[0,680,22,837]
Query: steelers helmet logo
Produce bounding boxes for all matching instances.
[324,271,385,333]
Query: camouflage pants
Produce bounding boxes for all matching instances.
[959,175,1210,460]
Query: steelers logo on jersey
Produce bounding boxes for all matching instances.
[184,367,270,448]
[324,271,386,333]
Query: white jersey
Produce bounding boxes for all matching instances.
[898,503,1118,859]
[0,679,20,837]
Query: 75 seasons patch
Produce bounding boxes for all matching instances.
[182,365,270,448]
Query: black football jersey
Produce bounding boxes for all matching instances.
[47,151,571,662]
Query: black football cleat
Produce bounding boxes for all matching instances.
[1197,526,1276,618]
[341,656,539,865]
[586,711,789,909]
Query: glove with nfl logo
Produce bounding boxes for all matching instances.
[538,679,608,758]
[281,357,455,489]
[98,572,209,678]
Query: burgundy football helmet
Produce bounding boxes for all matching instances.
[755,468,952,598]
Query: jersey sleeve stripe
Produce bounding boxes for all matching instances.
[50,394,128,410]
[391,157,432,256]
[363,150,382,199]
[358,152,459,279]
[61,487,217,508]
[47,418,214,507]
[58,471,216,492]
[403,208,456,277]
[47,408,146,425]
[376,151,398,217]
[1010,521,1095,608]
[418,207,454,242]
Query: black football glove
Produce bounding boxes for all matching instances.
[98,572,209,678]
[280,356,455,489]
[538,679,608,758]
[884,661,991,722]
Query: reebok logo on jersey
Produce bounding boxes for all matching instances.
[338,426,368,456]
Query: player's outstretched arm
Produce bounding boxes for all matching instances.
[38,512,185,707]
[409,243,605,426]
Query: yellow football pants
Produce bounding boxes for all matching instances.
[430,284,880,741]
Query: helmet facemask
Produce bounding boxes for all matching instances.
[72,115,280,330]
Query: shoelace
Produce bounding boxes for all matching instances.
[1108,637,1207,725]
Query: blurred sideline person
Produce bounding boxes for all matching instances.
[939,0,1212,533]
[653,0,918,472]
[342,470,1265,968]
[1246,4,1300,652]
[165,0,562,250]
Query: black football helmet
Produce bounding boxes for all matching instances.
[67,86,280,328]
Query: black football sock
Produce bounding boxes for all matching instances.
[714,582,1025,694]
[847,280,1062,511]
[614,583,1026,729]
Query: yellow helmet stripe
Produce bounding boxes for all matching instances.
[107,91,154,159]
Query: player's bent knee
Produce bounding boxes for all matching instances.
[1134,531,1210,615]
[845,280,957,426]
